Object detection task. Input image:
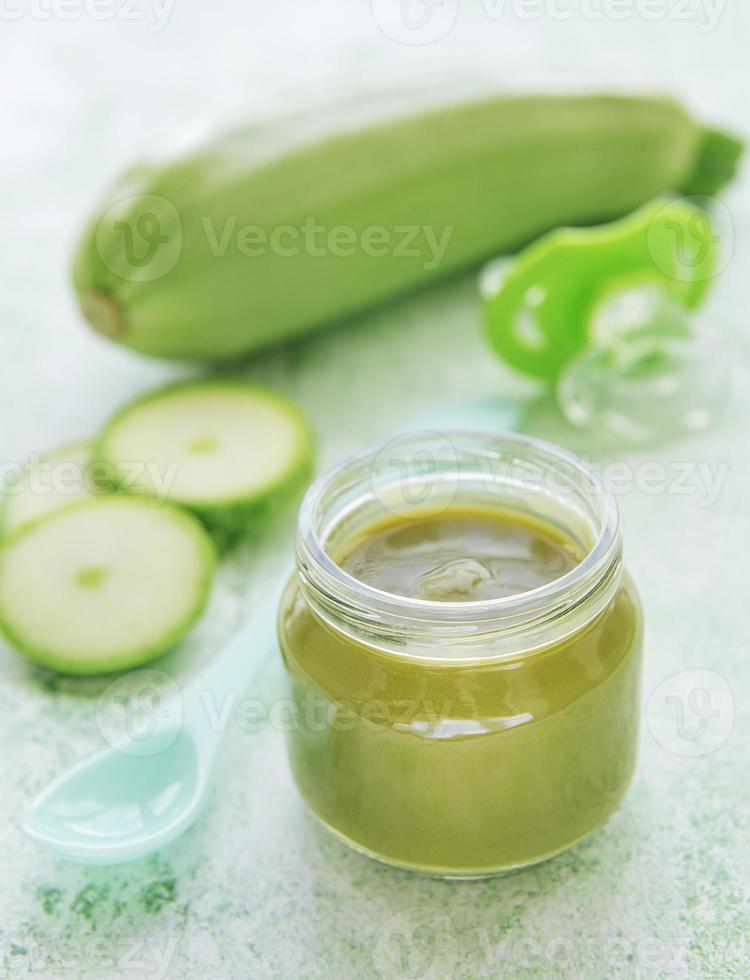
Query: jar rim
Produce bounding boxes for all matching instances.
[296,430,622,659]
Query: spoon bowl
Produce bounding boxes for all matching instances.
[22,728,206,864]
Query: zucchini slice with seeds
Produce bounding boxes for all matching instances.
[0,496,215,675]
[97,381,313,538]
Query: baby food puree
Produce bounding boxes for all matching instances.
[279,432,643,877]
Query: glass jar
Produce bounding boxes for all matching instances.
[278,431,643,877]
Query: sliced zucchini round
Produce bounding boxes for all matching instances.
[97,381,313,535]
[1,441,102,537]
[0,496,215,675]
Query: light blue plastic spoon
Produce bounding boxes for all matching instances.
[22,576,289,865]
[22,398,521,864]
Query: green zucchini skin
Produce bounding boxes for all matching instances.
[72,92,743,362]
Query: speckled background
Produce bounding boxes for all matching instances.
[1,3,749,978]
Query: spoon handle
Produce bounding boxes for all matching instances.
[182,567,293,745]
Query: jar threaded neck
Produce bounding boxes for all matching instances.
[296,431,622,662]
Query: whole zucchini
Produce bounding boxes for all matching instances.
[73,91,742,361]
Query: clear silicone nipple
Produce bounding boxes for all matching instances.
[557,286,734,443]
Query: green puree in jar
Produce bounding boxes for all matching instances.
[279,504,642,877]
[339,508,581,601]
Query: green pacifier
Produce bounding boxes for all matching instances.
[483,198,717,381]
[483,198,732,443]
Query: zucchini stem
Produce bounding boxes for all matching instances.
[80,290,126,340]
[680,127,745,198]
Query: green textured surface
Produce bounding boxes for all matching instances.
[1,5,749,978]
